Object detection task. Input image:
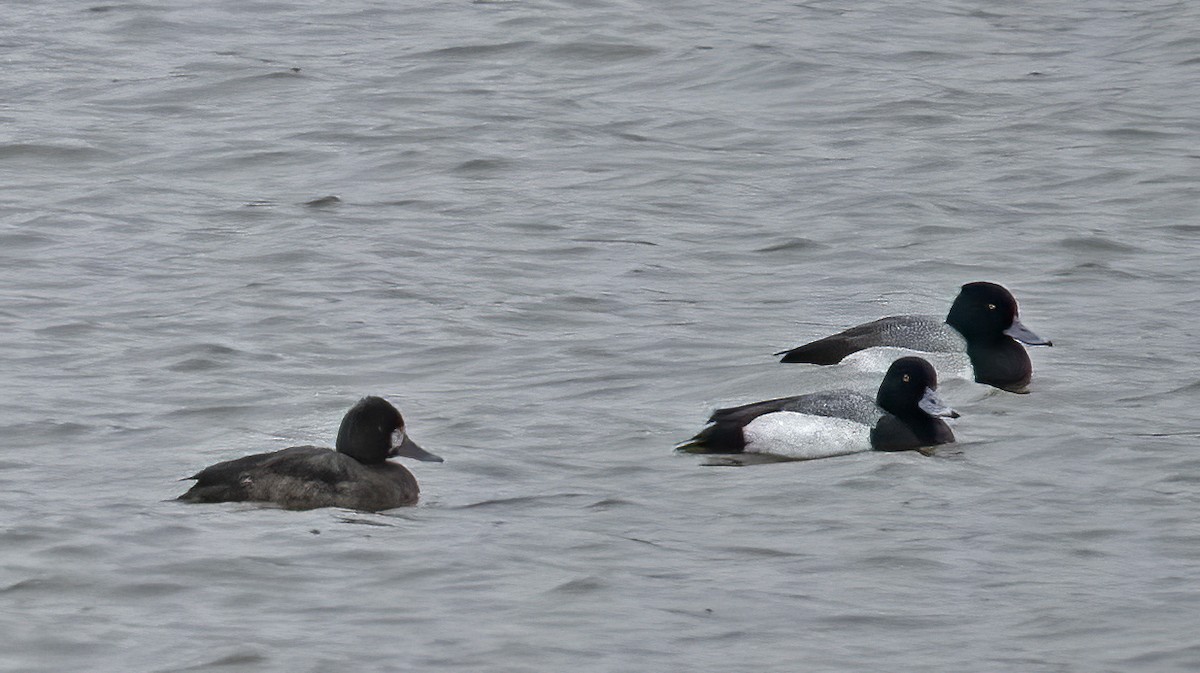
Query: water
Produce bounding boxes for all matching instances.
[2,0,1198,670]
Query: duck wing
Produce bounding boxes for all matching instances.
[179,446,354,503]
[776,315,955,364]
[708,390,880,427]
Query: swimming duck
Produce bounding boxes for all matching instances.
[776,281,1051,392]
[678,357,957,460]
[178,396,442,511]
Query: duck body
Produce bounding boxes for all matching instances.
[179,445,422,511]
[178,396,441,512]
[776,282,1051,392]
[679,357,957,460]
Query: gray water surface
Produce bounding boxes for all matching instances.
[3,1,1199,671]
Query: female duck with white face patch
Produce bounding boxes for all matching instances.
[178,396,443,512]
[678,357,958,461]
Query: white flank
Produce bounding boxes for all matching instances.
[843,346,973,382]
[741,411,872,460]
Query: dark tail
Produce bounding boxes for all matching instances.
[775,338,854,365]
[675,424,746,454]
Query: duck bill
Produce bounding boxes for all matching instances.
[389,431,444,463]
[1004,318,1052,347]
[918,388,960,419]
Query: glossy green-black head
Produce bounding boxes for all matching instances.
[876,357,959,420]
[946,281,1052,346]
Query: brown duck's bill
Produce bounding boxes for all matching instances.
[390,433,444,463]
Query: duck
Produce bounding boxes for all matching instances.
[678,356,957,460]
[775,281,1051,392]
[178,396,442,512]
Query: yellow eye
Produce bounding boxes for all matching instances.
[987,303,996,310]
[902,374,910,383]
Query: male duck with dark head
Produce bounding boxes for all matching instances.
[775,281,1052,393]
[178,396,443,512]
[679,356,958,460]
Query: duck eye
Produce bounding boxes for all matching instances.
[987,303,996,310]
[902,374,910,383]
